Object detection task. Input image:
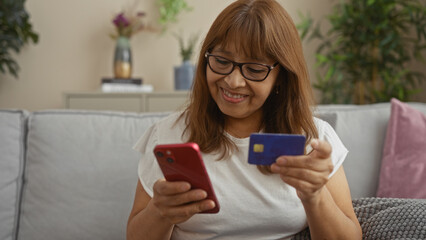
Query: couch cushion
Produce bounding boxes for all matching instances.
[377,99,426,198]
[322,103,392,198]
[0,110,28,240]
[18,110,168,240]
[317,102,426,199]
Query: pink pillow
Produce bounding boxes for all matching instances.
[376,98,426,198]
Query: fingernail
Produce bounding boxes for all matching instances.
[181,183,190,191]
[201,201,214,211]
[206,201,215,209]
[276,157,287,164]
[198,191,207,199]
[271,164,280,172]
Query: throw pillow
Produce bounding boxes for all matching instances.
[376,98,426,198]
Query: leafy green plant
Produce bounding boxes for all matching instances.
[174,32,198,62]
[298,0,426,104]
[0,0,38,78]
[157,0,192,32]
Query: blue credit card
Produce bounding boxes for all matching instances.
[248,133,306,165]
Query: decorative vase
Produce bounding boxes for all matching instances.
[113,36,132,79]
[174,60,195,90]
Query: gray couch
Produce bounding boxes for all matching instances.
[1,102,425,240]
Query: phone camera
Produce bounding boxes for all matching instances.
[166,158,174,163]
[156,152,164,158]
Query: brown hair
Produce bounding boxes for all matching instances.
[181,0,318,166]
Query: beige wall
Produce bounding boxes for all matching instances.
[0,0,425,111]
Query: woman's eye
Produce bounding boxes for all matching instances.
[247,66,267,73]
[215,57,231,66]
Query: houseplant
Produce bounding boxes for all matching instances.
[174,32,198,90]
[0,0,38,78]
[157,0,192,32]
[298,0,426,104]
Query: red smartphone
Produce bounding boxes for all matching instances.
[153,142,220,214]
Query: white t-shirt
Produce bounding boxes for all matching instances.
[133,111,348,240]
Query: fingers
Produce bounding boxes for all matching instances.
[272,165,329,185]
[153,179,209,207]
[151,179,215,224]
[270,139,334,201]
[161,199,216,218]
[274,155,333,173]
[161,189,208,207]
[278,175,320,194]
[310,139,332,159]
[154,179,191,195]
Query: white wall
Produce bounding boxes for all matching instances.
[0,0,425,111]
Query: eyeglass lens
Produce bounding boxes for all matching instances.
[207,55,270,81]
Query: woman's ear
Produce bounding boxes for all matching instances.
[274,83,281,95]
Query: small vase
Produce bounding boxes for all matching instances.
[174,60,195,90]
[113,36,132,79]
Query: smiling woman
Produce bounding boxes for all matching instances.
[127,0,362,239]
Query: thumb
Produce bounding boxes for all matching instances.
[309,139,332,159]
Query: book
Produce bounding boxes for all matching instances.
[101,78,142,85]
[101,84,153,92]
[100,77,153,92]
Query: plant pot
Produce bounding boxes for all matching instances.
[114,36,132,79]
[174,60,195,90]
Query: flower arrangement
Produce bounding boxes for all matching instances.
[112,12,145,38]
[110,2,153,39]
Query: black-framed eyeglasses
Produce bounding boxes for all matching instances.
[205,52,279,82]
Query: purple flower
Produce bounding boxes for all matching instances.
[110,9,151,39]
[113,13,130,28]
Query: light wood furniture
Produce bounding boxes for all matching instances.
[63,91,189,112]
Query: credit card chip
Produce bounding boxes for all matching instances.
[253,144,264,152]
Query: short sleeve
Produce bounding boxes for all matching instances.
[133,122,163,197]
[313,118,348,178]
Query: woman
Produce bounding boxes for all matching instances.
[127,0,362,239]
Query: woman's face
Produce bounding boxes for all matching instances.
[206,45,280,123]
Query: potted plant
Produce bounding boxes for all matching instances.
[0,0,38,78]
[174,32,198,90]
[298,0,426,104]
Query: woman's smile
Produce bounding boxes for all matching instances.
[221,87,248,103]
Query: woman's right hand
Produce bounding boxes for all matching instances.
[150,178,216,225]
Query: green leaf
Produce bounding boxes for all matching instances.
[0,0,38,78]
[295,0,426,104]
[315,54,328,65]
[157,0,192,31]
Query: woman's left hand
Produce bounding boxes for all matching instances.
[270,139,334,204]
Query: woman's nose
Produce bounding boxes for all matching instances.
[224,66,246,89]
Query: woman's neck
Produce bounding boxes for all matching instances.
[225,114,262,139]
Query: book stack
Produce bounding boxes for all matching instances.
[101,78,153,93]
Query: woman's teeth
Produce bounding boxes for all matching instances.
[223,89,245,99]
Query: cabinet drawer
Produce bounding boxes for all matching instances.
[64,91,189,112]
[146,95,188,112]
[67,97,141,112]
